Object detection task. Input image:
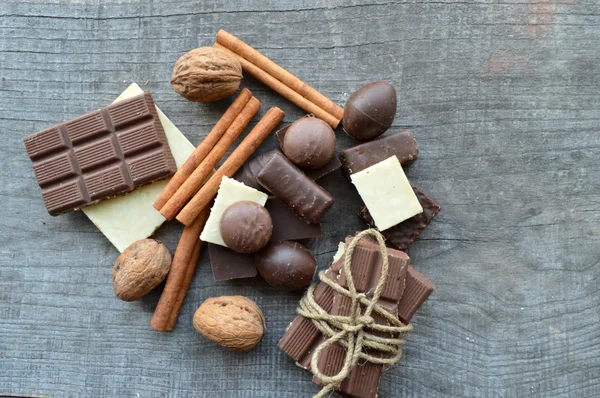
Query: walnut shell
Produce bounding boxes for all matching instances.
[171,47,242,102]
[112,239,172,302]
[193,296,265,352]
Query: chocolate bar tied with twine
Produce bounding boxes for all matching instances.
[297,229,413,398]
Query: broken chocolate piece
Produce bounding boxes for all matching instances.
[358,182,441,250]
[208,243,257,281]
[266,198,322,242]
[340,130,418,178]
[24,93,177,216]
[398,266,435,324]
[257,152,334,224]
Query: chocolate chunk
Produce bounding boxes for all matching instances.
[232,149,279,191]
[340,130,418,178]
[342,81,397,141]
[302,155,342,181]
[280,117,336,170]
[24,93,177,216]
[208,243,257,281]
[254,241,316,290]
[220,201,272,254]
[276,124,341,180]
[257,152,334,224]
[265,198,322,242]
[358,183,441,250]
[398,266,435,324]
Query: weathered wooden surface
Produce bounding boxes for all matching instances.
[1,1,599,397]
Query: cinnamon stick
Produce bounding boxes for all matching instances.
[164,239,202,330]
[216,30,343,121]
[176,107,285,226]
[150,207,210,332]
[214,43,340,129]
[159,96,261,220]
[153,88,252,211]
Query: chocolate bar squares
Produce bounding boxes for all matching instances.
[24,93,176,216]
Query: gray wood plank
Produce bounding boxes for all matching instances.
[1,0,599,397]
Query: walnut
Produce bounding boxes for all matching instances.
[112,239,172,301]
[193,296,266,352]
[171,47,242,102]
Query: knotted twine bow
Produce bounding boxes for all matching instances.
[297,229,413,398]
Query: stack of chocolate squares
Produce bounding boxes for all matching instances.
[278,234,435,398]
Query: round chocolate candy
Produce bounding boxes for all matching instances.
[219,201,273,254]
[254,241,316,290]
[282,117,336,169]
[342,81,397,141]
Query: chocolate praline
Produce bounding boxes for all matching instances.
[342,81,397,142]
[254,241,316,290]
[282,117,336,169]
[219,201,273,254]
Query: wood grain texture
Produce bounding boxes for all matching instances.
[1,0,599,397]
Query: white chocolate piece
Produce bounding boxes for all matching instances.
[200,177,268,247]
[350,156,423,231]
[332,242,346,263]
[82,83,195,252]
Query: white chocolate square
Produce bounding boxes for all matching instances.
[350,156,423,231]
[200,177,268,247]
[82,83,195,252]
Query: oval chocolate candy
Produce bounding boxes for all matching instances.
[342,81,397,141]
[254,241,316,290]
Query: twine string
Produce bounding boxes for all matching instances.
[296,229,413,398]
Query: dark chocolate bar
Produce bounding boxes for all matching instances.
[24,93,176,216]
[275,122,341,180]
[232,149,279,192]
[358,182,441,250]
[208,243,257,281]
[257,152,334,224]
[340,130,418,178]
[266,198,322,242]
